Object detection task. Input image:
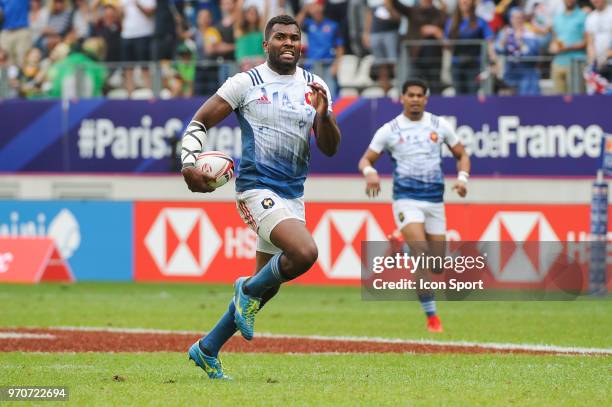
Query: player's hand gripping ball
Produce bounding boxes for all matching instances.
[195,151,234,188]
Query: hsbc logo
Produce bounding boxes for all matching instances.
[145,208,221,276]
[313,210,386,279]
[478,211,562,282]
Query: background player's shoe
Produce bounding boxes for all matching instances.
[233,277,261,340]
[188,342,231,380]
[427,315,444,333]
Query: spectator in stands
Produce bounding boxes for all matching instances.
[476,0,497,29]
[585,0,611,80]
[69,0,93,43]
[208,0,237,83]
[119,0,156,95]
[29,0,49,49]
[193,8,221,95]
[233,0,267,71]
[153,0,178,62]
[549,0,586,94]
[42,0,73,43]
[93,3,122,64]
[46,37,108,98]
[18,46,44,98]
[213,0,237,63]
[36,40,70,93]
[496,7,541,94]
[323,0,351,54]
[363,0,399,93]
[445,0,497,94]
[0,46,20,97]
[245,0,288,20]
[385,0,446,94]
[193,0,222,22]
[170,42,196,97]
[525,0,556,50]
[296,0,344,97]
[0,0,31,65]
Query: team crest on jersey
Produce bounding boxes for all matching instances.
[430,132,439,142]
[261,198,275,209]
[398,212,405,222]
[305,92,313,106]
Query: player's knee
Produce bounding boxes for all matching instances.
[286,242,318,274]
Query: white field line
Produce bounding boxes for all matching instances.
[0,332,55,339]
[20,326,610,355]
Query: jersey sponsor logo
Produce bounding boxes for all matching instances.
[478,211,562,282]
[144,208,221,276]
[256,94,271,104]
[261,198,275,209]
[313,209,386,279]
[430,132,439,142]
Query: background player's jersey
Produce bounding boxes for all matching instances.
[369,112,459,203]
[217,63,333,199]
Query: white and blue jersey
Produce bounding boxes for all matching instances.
[217,63,333,199]
[369,112,459,203]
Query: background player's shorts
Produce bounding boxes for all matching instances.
[236,189,305,254]
[392,198,446,235]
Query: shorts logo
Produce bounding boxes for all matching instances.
[398,212,405,222]
[261,198,275,209]
[430,132,439,142]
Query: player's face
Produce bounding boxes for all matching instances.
[265,24,301,73]
[401,86,428,116]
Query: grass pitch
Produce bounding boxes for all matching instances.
[1,283,610,406]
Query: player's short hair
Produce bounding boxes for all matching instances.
[265,15,301,40]
[402,79,429,96]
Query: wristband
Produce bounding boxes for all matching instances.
[180,120,207,167]
[458,171,469,183]
[362,166,378,176]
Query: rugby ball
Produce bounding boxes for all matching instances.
[195,151,235,188]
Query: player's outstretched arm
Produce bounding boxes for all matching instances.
[358,149,382,198]
[309,82,341,157]
[449,143,471,198]
[181,95,235,193]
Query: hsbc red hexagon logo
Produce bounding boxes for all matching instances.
[313,210,386,279]
[145,208,221,276]
[478,211,562,282]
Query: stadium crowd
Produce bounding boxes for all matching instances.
[0,0,610,99]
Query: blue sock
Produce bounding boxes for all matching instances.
[199,301,237,357]
[418,293,436,317]
[244,253,286,298]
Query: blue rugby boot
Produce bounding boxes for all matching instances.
[233,277,261,340]
[188,342,231,380]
